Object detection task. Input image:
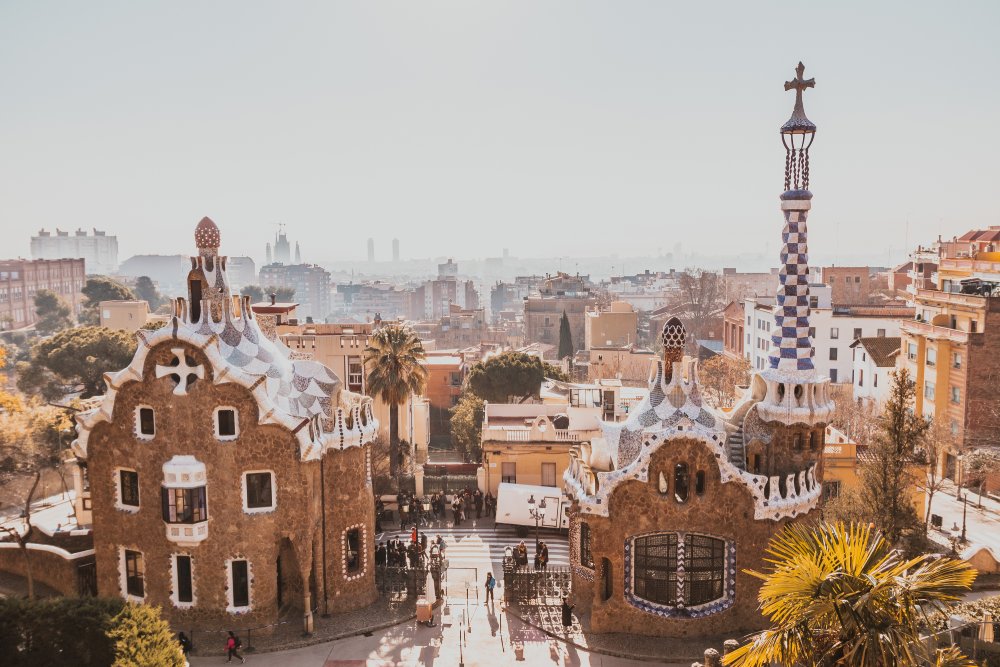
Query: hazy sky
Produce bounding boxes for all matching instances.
[2,1,998,267]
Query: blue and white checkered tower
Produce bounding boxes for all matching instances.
[755,63,834,426]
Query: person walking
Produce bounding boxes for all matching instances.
[474,489,483,519]
[225,631,245,663]
[485,491,494,517]
[561,597,574,632]
[177,632,192,658]
[485,572,496,604]
[537,542,549,571]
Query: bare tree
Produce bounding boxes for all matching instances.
[698,355,751,408]
[916,416,956,534]
[828,386,879,448]
[0,470,41,599]
[964,446,1000,505]
[668,269,724,352]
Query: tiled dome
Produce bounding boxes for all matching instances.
[194,216,221,250]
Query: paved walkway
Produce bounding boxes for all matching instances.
[925,480,1000,558]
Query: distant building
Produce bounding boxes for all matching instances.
[259,263,331,321]
[850,336,900,409]
[722,300,746,361]
[32,228,118,275]
[98,300,168,332]
[0,258,86,330]
[118,255,189,295]
[273,230,291,264]
[821,266,874,304]
[421,352,467,435]
[720,267,779,302]
[584,302,638,349]
[438,259,458,278]
[523,273,596,357]
[226,256,256,293]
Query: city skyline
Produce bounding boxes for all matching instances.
[2,2,999,264]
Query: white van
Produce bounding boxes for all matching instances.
[495,483,570,531]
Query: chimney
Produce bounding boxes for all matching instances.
[270,293,276,305]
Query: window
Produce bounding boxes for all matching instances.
[118,469,139,509]
[907,343,917,361]
[175,555,194,605]
[951,386,961,404]
[809,296,818,308]
[808,327,816,339]
[874,373,878,388]
[926,348,936,366]
[877,329,886,337]
[243,472,275,512]
[793,433,803,450]
[695,470,706,495]
[673,463,689,503]
[829,369,838,383]
[809,431,818,450]
[631,533,728,609]
[829,348,838,361]
[601,558,613,601]
[971,320,978,333]
[824,480,841,500]
[501,462,516,484]
[924,382,935,400]
[345,528,361,572]
[853,328,862,340]
[579,522,594,568]
[230,560,250,609]
[124,549,145,598]
[161,486,208,523]
[347,356,364,392]
[858,369,864,387]
[953,353,962,369]
[830,328,839,339]
[137,407,155,438]
[215,408,238,440]
[541,462,557,487]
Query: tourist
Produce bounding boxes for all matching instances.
[225,631,245,663]
[485,572,496,603]
[561,597,574,631]
[515,540,528,567]
[474,489,483,519]
[177,632,191,658]
[485,491,495,517]
[535,542,549,571]
[452,496,462,526]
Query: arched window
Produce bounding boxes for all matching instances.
[579,523,594,569]
[601,558,613,601]
[808,431,817,450]
[793,433,803,451]
[674,463,689,503]
[630,533,729,610]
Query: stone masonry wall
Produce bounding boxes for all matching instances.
[572,437,818,638]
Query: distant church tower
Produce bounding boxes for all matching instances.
[295,242,301,264]
[274,229,291,264]
[265,242,272,265]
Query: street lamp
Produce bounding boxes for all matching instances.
[527,495,547,552]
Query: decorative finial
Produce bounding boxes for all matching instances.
[194,216,221,251]
[780,62,817,192]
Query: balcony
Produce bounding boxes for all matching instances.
[940,257,1000,278]
[914,288,987,309]
[900,319,969,344]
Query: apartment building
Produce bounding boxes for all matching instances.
[850,336,901,409]
[821,266,874,304]
[584,301,638,349]
[31,228,118,275]
[524,273,597,357]
[259,262,331,321]
[0,258,86,330]
[900,227,1000,479]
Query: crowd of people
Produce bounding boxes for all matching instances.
[510,539,549,570]
[376,488,496,531]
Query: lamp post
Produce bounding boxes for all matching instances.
[961,490,968,544]
[526,495,547,552]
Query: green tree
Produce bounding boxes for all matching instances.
[265,285,295,302]
[79,276,135,325]
[240,284,264,302]
[466,351,566,404]
[860,367,929,545]
[450,390,485,461]
[107,603,184,667]
[133,276,163,309]
[0,596,125,666]
[364,324,428,478]
[724,522,976,667]
[17,326,137,398]
[557,310,574,360]
[34,289,74,335]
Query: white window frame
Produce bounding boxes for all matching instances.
[119,546,146,603]
[170,553,196,608]
[342,523,367,581]
[114,467,140,513]
[241,470,276,514]
[225,557,252,613]
[214,406,240,441]
[135,405,155,440]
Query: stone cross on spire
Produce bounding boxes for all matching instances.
[782,62,817,134]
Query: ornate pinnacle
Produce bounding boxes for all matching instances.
[781,62,817,134]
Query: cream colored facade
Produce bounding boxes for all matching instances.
[278,322,431,459]
[586,347,656,383]
[584,301,638,349]
[98,300,166,332]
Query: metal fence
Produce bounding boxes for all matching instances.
[375,560,450,607]
[422,475,478,495]
[502,566,572,605]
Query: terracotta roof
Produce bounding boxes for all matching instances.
[957,228,1000,243]
[850,336,901,367]
[832,305,914,318]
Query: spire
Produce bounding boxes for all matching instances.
[295,242,301,264]
[194,217,221,253]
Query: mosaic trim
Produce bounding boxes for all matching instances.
[623,532,737,619]
[341,523,368,582]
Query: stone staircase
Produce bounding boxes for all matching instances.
[727,425,746,470]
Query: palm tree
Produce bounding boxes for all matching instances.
[724,522,976,667]
[364,323,428,479]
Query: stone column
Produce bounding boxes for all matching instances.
[302,591,314,633]
[414,465,425,497]
[703,648,721,667]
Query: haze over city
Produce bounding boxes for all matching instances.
[3,1,999,268]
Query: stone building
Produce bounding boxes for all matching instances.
[0,257,86,330]
[562,64,834,638]
[524,273,597,357]
[70,217,379,634]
